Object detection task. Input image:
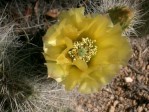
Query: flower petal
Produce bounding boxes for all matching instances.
[90,46,119,65]
[89,64,121,85]
[59,7,85,25]
[79,77,99,94]
[79,15,113,40]
[61,67,82,90]
[73,58,88,71]
[57,51,72,64]
[43,20,67,46]
[56,37,73,64]
[43,45,66,61]
[90,24,132,66]
[62,24,79,40]
[45,62,65,81]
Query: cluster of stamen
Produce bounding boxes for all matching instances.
[68,37,97,62]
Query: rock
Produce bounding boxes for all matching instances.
[93,108,99,112]
[87,103,93,108]
[125,77,133,83]
[109,106,115,112]
[137,106,143,112]
[114,100,119,107]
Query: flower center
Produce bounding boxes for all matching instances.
[68,37,97,62]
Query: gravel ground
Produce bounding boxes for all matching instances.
[76,36,149,112]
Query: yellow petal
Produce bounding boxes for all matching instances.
[57,51,72,64]
[89,64,121,85]
[64,37,73,48]
[61,67,82,90]
[90,24,132,66]
[43,20,67,46]
[79,77,99,94]
[45,62,65,80]
[73,58,88,71]
[92,15,113,40]
[102,64,121,76]
[43,25,57,43]
[56,37,73,64]
[62,24,79,40]
[90,46,119,65]
[43,45,66,61]
[96,24,124,47]
[79,15,113,40]
[59,7,84,23]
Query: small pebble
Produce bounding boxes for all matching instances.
[119,97,124,101]
[109,106,115,112]
[114,100,119,107]
[125,77,133,83]
[87,104,93,108]
[147,65,149,70]
[137,106,143,112]
[110,95,115,100]
[94,108,98,112]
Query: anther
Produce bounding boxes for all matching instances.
[68,37,97,62]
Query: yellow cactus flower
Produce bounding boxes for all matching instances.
[43,7,132,94]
